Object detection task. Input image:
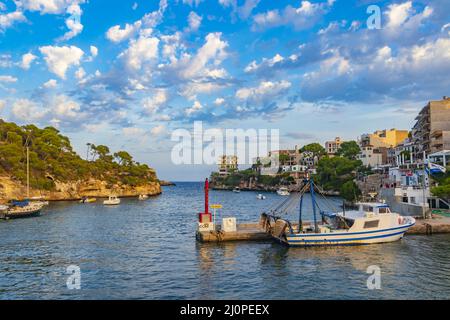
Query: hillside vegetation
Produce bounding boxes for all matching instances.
[0,119,158,191]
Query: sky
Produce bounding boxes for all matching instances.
[0,0,449,181]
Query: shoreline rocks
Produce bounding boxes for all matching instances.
[0,175,161,203]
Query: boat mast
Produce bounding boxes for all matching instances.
[27,145,30,199]
[298,192,304,232]
[310,179,319,233]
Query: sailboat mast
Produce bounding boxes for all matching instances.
[27,146,30,199]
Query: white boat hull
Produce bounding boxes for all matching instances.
[285,223,415,246]
[103,199,120,205]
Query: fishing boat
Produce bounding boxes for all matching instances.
[267,179,416,247]
[80,197,97,204]
[257,194,266,200]
[277,187,290,196]
[138,194,149,201]
[3,200,45,219]
[103,196,120,206]
[233,187,241,193]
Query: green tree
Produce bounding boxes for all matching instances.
[336,141,360,160]
[315,156,362,191]
[340,181,362,202]
[114,151,133,166]
[301,143,326,157]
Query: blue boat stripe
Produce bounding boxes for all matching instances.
[287,230,406,243]
[286,223,415,238]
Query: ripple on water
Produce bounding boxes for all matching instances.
[1,183,450,299]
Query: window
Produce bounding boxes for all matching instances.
[378,207,389,214]
[363,206,374,212]
[364,220,379,229]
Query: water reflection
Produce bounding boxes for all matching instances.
[1,183,450,299]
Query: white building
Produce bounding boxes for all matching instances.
[358,145,383,168]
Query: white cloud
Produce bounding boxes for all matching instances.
[142,89,167,114]
[150,124,166,136]
[214,97,225,105]
[123,127,145,136]
[106,22,140,43]
[43,79,57,88]
[106,0,167,43]
[187,11,202,32]
[185,100,202,115]
[0,10,26,32]
[120,36,159,70]
[219,0,260,20]
[0,99,5,112]
[174,32,228,79]
[252,0,333,31]
[386,1,413,28]
[51,94,80,119]
[236,80,291,101]
[39,45,84,79]
[301,37,450,102]
[60,3,83,40]
[132,2,138,10]
[245,53,284,73]
[20,53,37,70]
[90,45,98,57]
[75,67,85,80]
[11,98,47,121]
[0,75,18,82]
[14,0,85,14]
[0,2,6,11]
[384,2,433,37]
[0,54,12,67]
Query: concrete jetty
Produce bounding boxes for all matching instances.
[407,216,450,235]
[196,223,271,242]
[196,216,450,243]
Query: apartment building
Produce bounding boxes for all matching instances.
[325,137,342,157]
[218,155,238,176]
[412,96,450,158]
[360,129,409,149]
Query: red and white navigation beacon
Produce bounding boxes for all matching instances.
[198,178,214,232]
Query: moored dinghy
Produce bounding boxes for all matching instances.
[139,194,149,201]
[277,187,290,196]
[103,195,120,205]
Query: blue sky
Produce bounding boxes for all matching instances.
[0,0,449,181]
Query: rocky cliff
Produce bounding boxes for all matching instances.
[0,175,161,203]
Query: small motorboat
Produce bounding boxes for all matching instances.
[257,194,266,200]
[103,196,120,206]
[277,187,290,196]
[80,197,96,204]
[233,187,241,193]
[138,194,149,201]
